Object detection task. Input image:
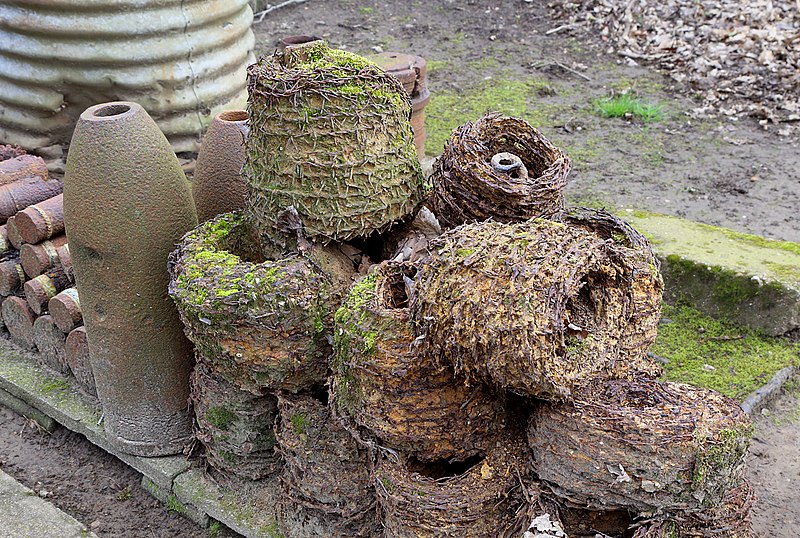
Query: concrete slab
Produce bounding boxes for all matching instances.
[173,469,281,538]
[0,384,56,432]
[141,476,210,528]
[622,210,800,335]
[0,470,97,538]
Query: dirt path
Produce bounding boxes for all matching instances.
[746,388,800,536]
[0,407,235,537]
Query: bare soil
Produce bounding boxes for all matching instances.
[0,1,796,537]
[0,406,236,537]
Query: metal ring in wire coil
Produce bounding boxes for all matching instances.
[528,378,753,514]
[331,261,508,462]
[375,431,531,538]
[190,362,281,480]
[430,113,571,230]
[168,211,355,394]
[274,392,379,537]
[411,217,663,400]
[243,41,426,244]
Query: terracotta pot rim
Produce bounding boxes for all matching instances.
[216,110,248,123]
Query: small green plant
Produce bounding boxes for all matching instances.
[290,413,310,434]
[358,6,373,14]
[207,521,222,538]
[166,494,186,514]
[595,93,664,122]
[115,486,132,501]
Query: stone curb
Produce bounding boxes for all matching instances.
[0,469,99,538]
[0,341,276,538]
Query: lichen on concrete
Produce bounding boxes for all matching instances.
[622,210,800,335]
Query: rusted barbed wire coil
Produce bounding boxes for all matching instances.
[275,392,379,537]
[528,378,753,514]
[375,430,530,538]
[169,212,355,394]
[631,480,756,538]
[552,207,663,363]
[332,261,508,461]
[411,218,663,400]
[430,113,570,230]
[191,361,281,480]
[244,41,425,244]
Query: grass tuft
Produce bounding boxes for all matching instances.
[595,93,664,122]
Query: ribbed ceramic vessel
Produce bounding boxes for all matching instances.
[192,110,249,223]
[64,101,198,456]
[0,0,255,153]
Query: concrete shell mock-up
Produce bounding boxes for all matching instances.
[0,0,255,154]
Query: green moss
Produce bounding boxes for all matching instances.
[426,59,449,73]
[331,274,378,413]
[205,406,237,431]
[207,521,222,538]
[692,425,753,505]
[654,305,799,400]
[290,413,309,434]
[167,495,187,515]
[456,248,475,257]
[41,378,70,393]
[424,77,566,155]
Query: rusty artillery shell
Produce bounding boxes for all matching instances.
[33,314,70,375]
[0,176,63,224]
[25,265,73,315]
[192,110,249,223]
[1,295,36,349]
[65,326,97,398]
[48,287,82,333]
[0,257,25,296]
[5,216,24,249]
[19,235,68,278]
[0,155,49,186]
[14,194,64,245]
[64,101,197,456]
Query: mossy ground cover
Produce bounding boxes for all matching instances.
[653,304,799,401]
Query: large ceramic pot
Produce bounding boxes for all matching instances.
[64,101,198,456]
[192,110,249,223]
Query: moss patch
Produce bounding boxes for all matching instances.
[424,77,566,155]
[654,305,799,400]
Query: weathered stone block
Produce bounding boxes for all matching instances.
[623,210,800,335]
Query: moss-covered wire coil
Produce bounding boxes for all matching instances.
[375,430,531,538]
[552,207,663,364]
[528,378,753,514]
[411,217,663,400]
[631,480,755,538]
[190,361,281,480]
[244,40,426,244]
[168,212,355,394]
[430,113,570,230]
[331,261,508,461]
[274,392,379,537]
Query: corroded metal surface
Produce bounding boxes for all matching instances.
[64,101,197,456]
[0,0,255,153]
